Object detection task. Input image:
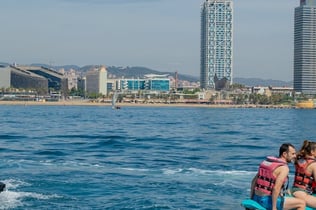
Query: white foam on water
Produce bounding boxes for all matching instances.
[160,168,258,188]
[0,179,61,210]
[163,168,183,175]
[162,167,256,176]
[2,179,29,190]
[0,190,60,210]
[191,168,256,176]
[40,159,105,170]
[0,191,23,210]
[120,167,150,172]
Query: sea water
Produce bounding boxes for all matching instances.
[0,105,316,210]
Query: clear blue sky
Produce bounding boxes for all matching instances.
[0,0,298,81]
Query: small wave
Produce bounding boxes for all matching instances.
[189,168,255,175]
[34,150,68,156]
[163,168,183,175]
[214,130,242,135]
[220,144,267,149]
[249,136,263,140]
[162,168,255,175]
[2,179,31,189]
[0,134,26,139]
[120,167,150,172]
[45,134,127,140]
[96,139,127,147]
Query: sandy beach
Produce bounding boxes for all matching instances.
[0,100,294,109]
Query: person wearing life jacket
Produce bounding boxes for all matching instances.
[292,140,316,208]
[250,143,305,210]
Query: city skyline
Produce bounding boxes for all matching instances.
[0,0,298,81]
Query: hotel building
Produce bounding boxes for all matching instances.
[200,0,233,90]
[85,65,107,95]
[294,0,316,95]
[119,74,170,93]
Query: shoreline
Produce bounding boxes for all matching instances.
[0,100,295,109]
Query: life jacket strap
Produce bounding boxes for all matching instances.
[255,183,273,194]
[294,172,314,194]
[257,175,275,184]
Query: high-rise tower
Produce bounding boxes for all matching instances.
[294,0,316,95]
[200,0,233,90]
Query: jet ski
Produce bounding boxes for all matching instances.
[241,198,315,210]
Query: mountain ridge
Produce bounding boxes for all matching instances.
[0,62,293,87]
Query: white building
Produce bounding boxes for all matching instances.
[0,65,11,88]
[85,65,107,95]
[64,69,78,90]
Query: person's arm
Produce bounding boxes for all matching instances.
[272,166,289,210]
[310,162,316,179]
[250,174,258,199]
[310,162,316,190]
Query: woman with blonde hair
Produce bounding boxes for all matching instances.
[292,140,316,207]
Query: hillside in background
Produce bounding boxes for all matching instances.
[32,64,199,83]
[234,77,293,87]
[0,62,293,87]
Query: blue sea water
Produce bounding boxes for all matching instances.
[0,105,316,209]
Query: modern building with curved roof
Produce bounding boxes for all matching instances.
[0,65,48,94]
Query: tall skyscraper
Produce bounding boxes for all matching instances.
[294,0,316,95]
[200,0,233,90]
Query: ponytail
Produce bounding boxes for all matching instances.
[297,140,316,159]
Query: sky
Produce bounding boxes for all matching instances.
[0,0,299,81]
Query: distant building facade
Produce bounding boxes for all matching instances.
[85,65,107,95]
[200,0,233,90]
[77,77,86,92]
[107,79,119,92]
[294,0,316,95]
[119,74,170,92]
[120,78,145,91]
[63,69,78,90]
[18,65,68,96]
[0,66,11,88]
[0,65,48,94]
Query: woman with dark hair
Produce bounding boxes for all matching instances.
[292,140,316,207]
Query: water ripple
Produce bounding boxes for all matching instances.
[0,106,316,209]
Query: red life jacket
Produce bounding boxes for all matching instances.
[255,156,288,195]
[293,158,316,194]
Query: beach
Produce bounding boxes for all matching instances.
[0,100,294,109]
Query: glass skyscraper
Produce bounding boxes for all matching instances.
[294,0,316,95]
[200,0,233,90]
